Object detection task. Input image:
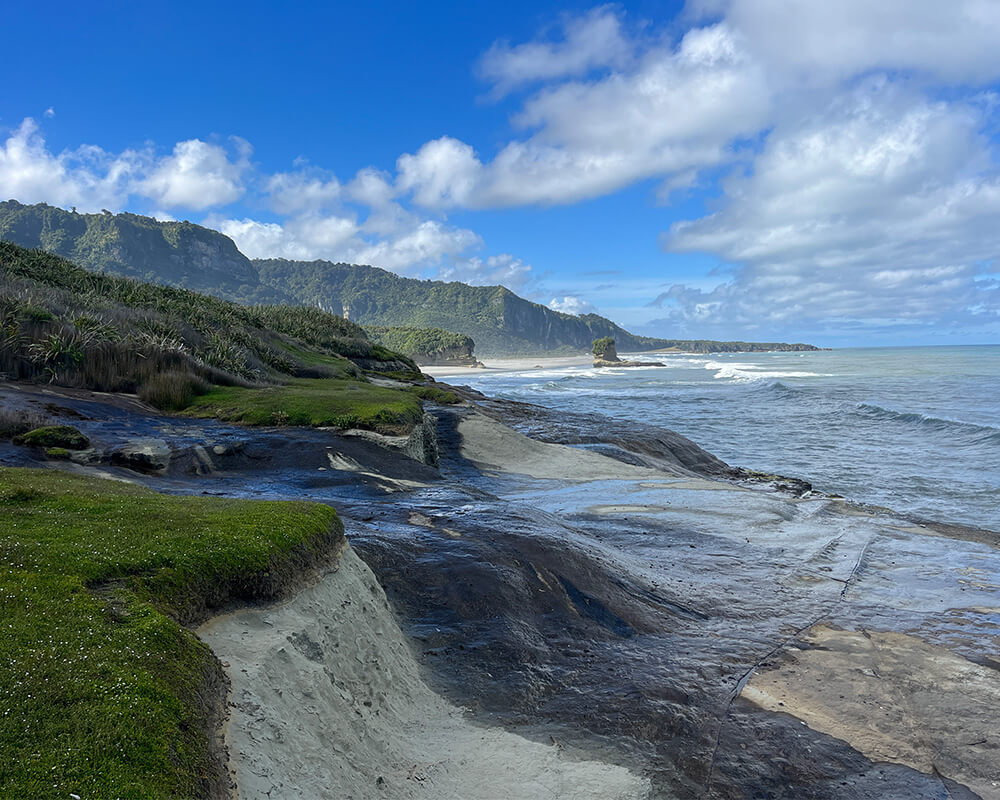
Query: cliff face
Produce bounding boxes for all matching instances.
[0,200,274,300]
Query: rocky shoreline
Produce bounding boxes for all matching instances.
[2,379,998,799]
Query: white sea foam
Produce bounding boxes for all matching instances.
[704,361,830,382]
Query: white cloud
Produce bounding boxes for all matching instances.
[142,138,250,210]
[0,120,253,214]
[437,252,533,291]
[478,5,632,97]
[220,212,483,275]
[0,118,140,211]
[658,82,1000,336]
[396,137,482,207]
[399,21,770,208]
[266,170,340,214]
[689,0,1000,87]
[43,107,55,119]
[218,214,359,262]
[353,220,481,272]
[347,167,395,208]
[549,295,597,315]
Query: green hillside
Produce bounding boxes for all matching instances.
[0,241,425,434]
[0,200,286,302]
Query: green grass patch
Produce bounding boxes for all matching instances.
[408,385,462,405]
[0,467,341,798]
[183,377,424,435]
[13,425,89,449]
[277,341,359,378]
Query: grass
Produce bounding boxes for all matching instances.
[138,371,209,411]
[184,377,425,434]
[0,467,342,798]
[408,385,462,405]
[275,341,360,378]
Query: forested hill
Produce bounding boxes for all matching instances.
[0,200,289,302]
[252,258,817,355]
[0,201,818,356]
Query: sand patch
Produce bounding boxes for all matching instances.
[742,624,1000,799]
[199,546,649,800]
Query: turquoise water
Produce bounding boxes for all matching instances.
[446,346,1000,531]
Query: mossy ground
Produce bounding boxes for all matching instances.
[408,385,462,405]
[13,425,89,449]
[0,468,341,798]
[183,377,424,434]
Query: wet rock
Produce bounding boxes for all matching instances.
[111,438,171,473]
[594,358,665,368]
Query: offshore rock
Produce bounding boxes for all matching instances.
[594,358,665,368]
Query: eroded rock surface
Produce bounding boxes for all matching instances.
[3,380,998,799]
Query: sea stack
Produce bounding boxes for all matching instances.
[593,337,664,368]
[593,336,620,365]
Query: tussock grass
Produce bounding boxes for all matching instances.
[138,370,209,411]
[0,467,342,798]
[0,407,49,439]
[0,242,417,392]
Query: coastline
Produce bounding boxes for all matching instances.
[422,351,676,380]
[2,376,999,799]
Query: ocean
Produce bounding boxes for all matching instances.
[435,345,1000,532]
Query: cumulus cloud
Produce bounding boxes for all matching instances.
[0,118,140,211]
[219,212,483,276]
[549,295,598,315]
[689,0,1000,87]
[438,253,533,291]
[478,5,632,96]
[658,81,1000,336]
[399,21,769,208]
[396,137,482,207]
[141,138,250,210]
[266,169,340,214]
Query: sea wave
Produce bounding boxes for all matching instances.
[856,403,1000,442]
[761,380,801,396]
[705,361,830,382]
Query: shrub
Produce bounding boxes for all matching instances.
[139,370,209,411]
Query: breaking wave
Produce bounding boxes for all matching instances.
[856,403,1000,443]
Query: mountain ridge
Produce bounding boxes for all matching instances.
[0,200,819,356]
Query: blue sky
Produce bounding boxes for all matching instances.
[3,0,999,346]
